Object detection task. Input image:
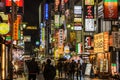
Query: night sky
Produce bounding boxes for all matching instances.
[23,0,42,27]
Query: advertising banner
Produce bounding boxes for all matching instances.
[54,15,60,28]
[70,31,76,42]
[74,6,82,30]
[84,5,94,32]
[44,4,49,20]
[60,15,65,25]
[84,36,92,49]
[58,29,64,46]
[98,2,104,18]
[104,32,109,52]
[13,16,21,40]
[104,0,118,20]
[76,43,82,54]
[94,33,104,53]
[85,19,94,31]
[0,23,9,35]
[112,32,120,48]
[5,0,24,14]
[55,0,60,11]
[85,0,94,5]
[76,31,82,42]
[84,5,94,19]
[74,6,82,14]
[94,32,110,53]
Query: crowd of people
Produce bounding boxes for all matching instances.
[55,59,84,80]
[25,57,84,80]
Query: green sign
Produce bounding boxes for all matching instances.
[112,63,116,66]
[104,0,117,2]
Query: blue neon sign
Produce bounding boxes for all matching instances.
[44,4,49,20]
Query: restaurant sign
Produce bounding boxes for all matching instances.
[112,32,120,48]
[94,32,109,53]
[104,0,118,20]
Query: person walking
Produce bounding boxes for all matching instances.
[69,60,76,80]
[57,61,63,78]
[76,60,81,80]
[26,58,40,80]
[43,59,56,80]
[63,61,69,79]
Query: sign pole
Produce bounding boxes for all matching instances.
[9,0,17,79]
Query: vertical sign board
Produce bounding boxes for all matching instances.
[15,0,24,14]
[5,0,24,14]
[5,0,12,13]
[84,5,94,19]
[84,36,92,49]
[44,4,48,20]
[58,29,64,54]
[84,1,95,31]
[112,32,120,48]
[13,19,18,40]
[60,15,65,26]
[104,32,109,52]
[42,28,45,47]
[55,0,60,12]
[76,31,82,43]
[104,0,118,20]
[94,33,104,53]
[85,19,94,31]
[74,6,82,30]
[70,31,76,42]
[54,15,60,28]
[40,23,42,45]
[60,0,65,11]
[58,29,64,46]
[76,43,82,54]
[13,16,21,40]
[40,23,45,48]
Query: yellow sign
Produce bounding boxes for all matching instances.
[85,0,94,5]
[13,20,19,40]
[0,23,10,35]
[13,16,21,40]
[104,32,109,52]
[94,33,104,53]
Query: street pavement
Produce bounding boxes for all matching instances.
[16,73,109,80]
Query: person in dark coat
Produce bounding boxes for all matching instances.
[26,58,39,80]
[57,61,63,78]
[69,60,76,80]
[43,59,56,80]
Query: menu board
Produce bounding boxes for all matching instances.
[85,63,92,75]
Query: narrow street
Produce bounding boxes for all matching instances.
[16,73,110,80]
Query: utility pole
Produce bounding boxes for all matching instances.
[9,1,17,79]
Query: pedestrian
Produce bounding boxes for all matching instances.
[63,61,69,79]
[79,56,85,76]
[76,60,81,80]
[41,61,46,72]
[57,61,63,78]
[26,58,40,80]
[69,60,76,80]
[43,59,56,80]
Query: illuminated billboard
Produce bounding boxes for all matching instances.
[85,19,94,31]
[104,0,118,20]
[5,0,24,14]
